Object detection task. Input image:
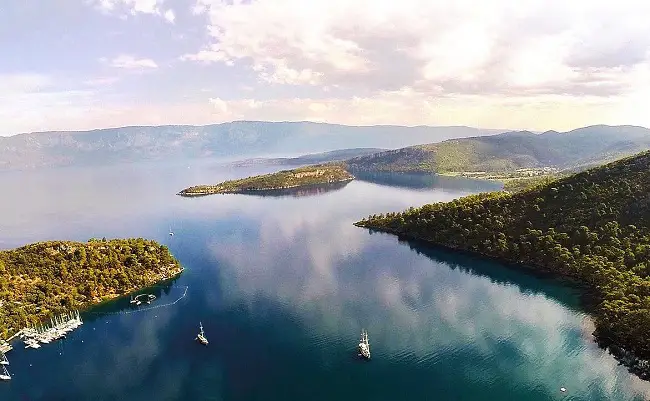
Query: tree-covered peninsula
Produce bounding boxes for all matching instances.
[178,164,354,196]
[355,150,650,378]
[0,238,183,340]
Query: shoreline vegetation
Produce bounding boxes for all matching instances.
[177,164,354,196]
[0,238,183,341]
[355,150,650,380]
[432,168,559,192]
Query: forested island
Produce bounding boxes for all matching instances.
[0,238,183,340]
[355,150,650,378]
[178,164,354,196]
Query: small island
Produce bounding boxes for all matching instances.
[0,238,183,341]
[355,150,650,379]
[177,164,354,196]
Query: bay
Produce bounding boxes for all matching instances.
[0,160,648,401]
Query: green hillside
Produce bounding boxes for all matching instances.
[345,125,650,174]
[0,238,183,340]
[356,150,650,378]
[178,164,354,196]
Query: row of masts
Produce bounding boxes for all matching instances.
[21,311,83,349]
[1,351,10,381]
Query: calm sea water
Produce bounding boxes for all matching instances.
[1,160,649,401]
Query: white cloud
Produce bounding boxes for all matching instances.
[185,0,650,97]
[0,74,98,135]
[107,54,158,70]
[83,77,120,86]
[0,73,51,95]
[163,9,175,23]
[89,0,175,22]
[200,89,627,131]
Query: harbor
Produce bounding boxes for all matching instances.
[21,311,83,349]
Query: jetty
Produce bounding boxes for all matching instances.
[21,311,83,349]
[0,342,12,354]
[130,294,157,306]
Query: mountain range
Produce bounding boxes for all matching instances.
[0,122,498,171]
[344,125,650,173]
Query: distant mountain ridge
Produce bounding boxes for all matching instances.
[230,148,387,167]
[0,121,499,171]
[344,125,650,173]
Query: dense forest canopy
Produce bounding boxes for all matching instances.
[356,150,650,378]
[178,164,354,196]
[0,238,182,340]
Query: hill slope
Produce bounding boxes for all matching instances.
[0,238,182,340]
[356,150,650,378]
[0,122,496,171]
[178,164,353,196]
[345,125,650,173]
[231,147,386,167]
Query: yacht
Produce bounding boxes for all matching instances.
[196,322,209,346]
[0,364,10,381]
[358,329,370,359]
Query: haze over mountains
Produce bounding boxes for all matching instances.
[345,125,650,173]
[0,122,498,171]
[2,122,649,173]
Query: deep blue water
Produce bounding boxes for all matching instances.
[1,160,649,401]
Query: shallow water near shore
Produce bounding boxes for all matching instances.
[1,160,649,401]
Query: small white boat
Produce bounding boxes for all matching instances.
[358,329,370,360]
[0,351,8,365]
[196,322,208,346]
[0,365,10,381]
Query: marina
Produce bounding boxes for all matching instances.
[1,364,10,381]
[0,342,11,354]
[21,311,83,349]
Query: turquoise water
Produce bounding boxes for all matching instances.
[0,160,648,401]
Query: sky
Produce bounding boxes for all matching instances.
[1,0,649,136]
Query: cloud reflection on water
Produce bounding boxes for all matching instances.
[205,196,650,400]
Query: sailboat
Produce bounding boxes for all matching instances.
[0,364,10,381]
[196,322,208,345]
[358,329,370,359]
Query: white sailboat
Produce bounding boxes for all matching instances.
[358,329,370,359]
[196,322,208,345]
[0,364,10,381]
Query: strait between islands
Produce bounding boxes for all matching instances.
[177,164,354,196]
[0,238,183,342]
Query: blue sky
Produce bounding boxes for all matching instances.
[1,0,649,136]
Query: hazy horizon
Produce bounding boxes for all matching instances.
[2,0,649,136]
[4,119,650,139]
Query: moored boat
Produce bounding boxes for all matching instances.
[358,329,370,360]
[196,322,209,346]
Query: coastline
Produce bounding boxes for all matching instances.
[353,223,648,379]
[0,265,185,346]
[178,177,354,197]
